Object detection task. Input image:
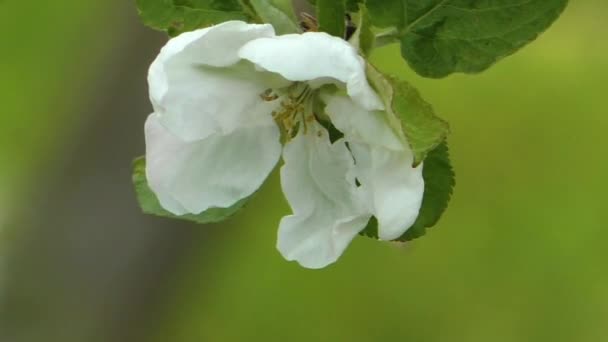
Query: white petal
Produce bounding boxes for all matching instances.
[350,143,425,241]
[323,94,403,150]
[239,32,384,111]
[322,94,424,240]
[148,21,282,141]
[145,113,281,214]
[152,21,275,71]
[277,123,370,269]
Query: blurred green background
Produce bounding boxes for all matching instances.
[0,1,606,341]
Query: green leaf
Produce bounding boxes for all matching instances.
[360,141,455,242]
[312,0,362,13]
[366,64,449,165]
[366,0,405,28]
[400,141,455,241]
[136,0,248,36]
[132,157,251,224]
[366,0,569,78]
[345,0,363,12]
[180,0,242,11]
[268,0,298,21]
[348,4,374,56]
[316,0,346,38]
[248,0,300,34]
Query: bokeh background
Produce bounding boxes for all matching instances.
[0,1,606,341]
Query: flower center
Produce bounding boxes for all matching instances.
[260,82,317,139]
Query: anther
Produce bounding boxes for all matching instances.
[259,89,279,101]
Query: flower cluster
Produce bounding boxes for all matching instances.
[145,21,424,268]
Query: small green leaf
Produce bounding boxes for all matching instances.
[132,157,251,224]
[366,0,569,78]
[366,64,449,165]
[316,0,346,38]
[360,141,455,242]
[348,4,374,56]
[136,0,248,36]
[248,0,300,34]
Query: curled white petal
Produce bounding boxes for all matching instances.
[145,113,281,215]
[349,143,424,241]
[239,32,384,111]
[323,95,425,240]
[148,21,281,141]
[323,94,403,151]
[277,123,370,269]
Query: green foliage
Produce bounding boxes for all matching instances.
[132,157,251,224]
[182,0,242,11]
[248,0,299,34]
[307,0,360,12]
[345,0,363,12]
[401,141,455,240]
[267,0,298,21]
[366,0,569,78]
[136,0,299,35]
[348,4,374,56]
[136,0,248,36]
[366,0,404,28]
[316,0,346,38]
[360,141,455,242]
[367,64,449,165]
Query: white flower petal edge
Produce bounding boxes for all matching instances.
[145,113,282,215]
[323,94,403,151]
[148,21,280,141]
[277,123,371,269]
[350,143,424,240]
[238,32,384,112]
[324,95,425,241]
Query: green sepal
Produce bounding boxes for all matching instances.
[247,0,300,34]
[360,141,455,242]
[348,4,374,57]
[132,157,251,224]
[267,0,298,21]
[366,64,449,166]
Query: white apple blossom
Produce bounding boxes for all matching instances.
[145,20,424,268]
